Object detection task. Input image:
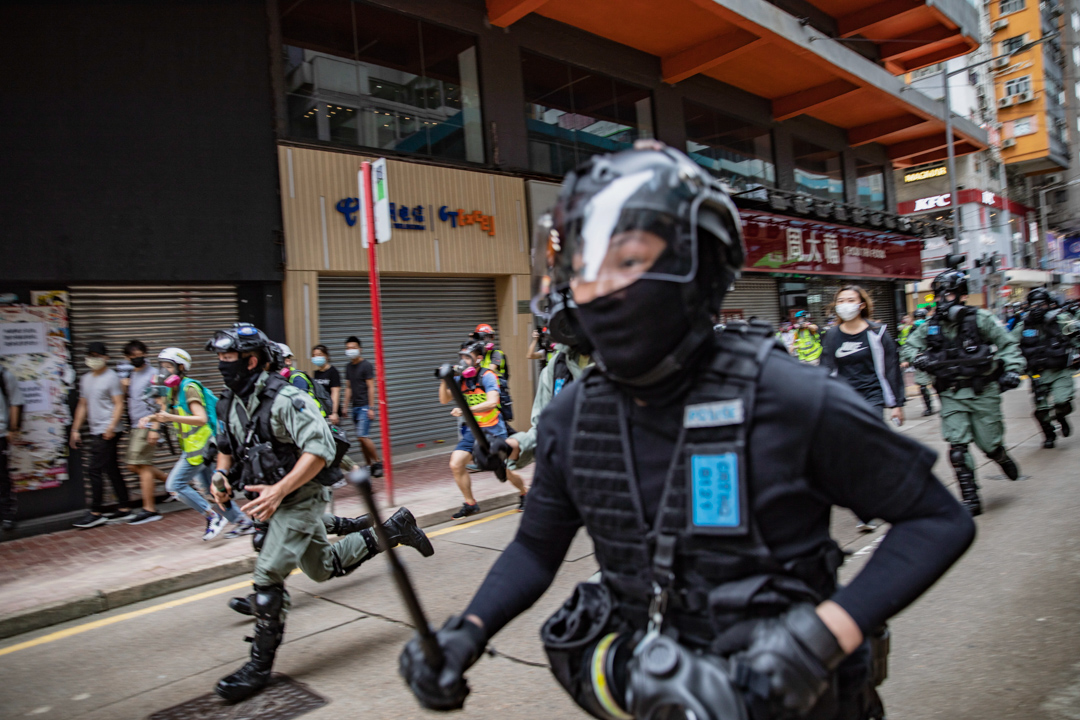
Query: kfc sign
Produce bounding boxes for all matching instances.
[913,194,951,212]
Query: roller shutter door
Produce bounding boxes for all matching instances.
[723,277,780,327]
[318,277,498,454]
[68,286,239,497]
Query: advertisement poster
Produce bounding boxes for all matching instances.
[0,305,72,491]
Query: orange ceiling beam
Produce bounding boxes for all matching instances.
[662,29,764,83]
[773,79,860,121]
[847,114,929,146]
[487,0,550,28]
[879,25,961,61]
[901,142,979,166]
[886,132,963,160]
[890,38,978,72]
[837,0,923,38]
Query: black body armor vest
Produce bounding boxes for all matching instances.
[1019,312,1070,373]
[567,322,842,649]
[923,309,997,391]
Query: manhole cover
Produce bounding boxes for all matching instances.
[148,675,327,720]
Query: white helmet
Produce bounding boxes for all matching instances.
[158,347,192,372]
[277,343,294,358]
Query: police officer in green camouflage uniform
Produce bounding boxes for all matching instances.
[1011,287,1080,448]
[903,270,1025,516]
[906,309,936,416]
[207,323,434,702]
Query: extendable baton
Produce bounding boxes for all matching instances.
[349,466,444,669]
[436,364,507,481]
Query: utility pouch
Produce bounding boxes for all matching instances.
[241,441,288,488]
[330,424,350,467]
[869,624,890,687]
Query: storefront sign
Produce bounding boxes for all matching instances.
[336,197,495,235]
[0,322,46,355]
[372,158,392,243]
[740,209,922,280]
[913,194,951,211]
[898,189,1032,217]
[904,166,947,183]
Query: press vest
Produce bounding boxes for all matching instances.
[923,309,996,390]
[794,327,823,362]
[567,323,842,649]
[462,368,501,429]
[171,378,213,464]
[898,325,912,346]
[1019,313,1070,373]
[482,348,508,378]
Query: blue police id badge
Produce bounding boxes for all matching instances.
[927,325,939,335]
[1023,329,1037,337]
[689,453,745,534]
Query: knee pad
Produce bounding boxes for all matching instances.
[252,584,287,622]
[252,523,268,553]
[948,444,969,470]
[1057,401,1073,416]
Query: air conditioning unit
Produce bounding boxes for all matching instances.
[991,56,1010,69]
[998,96,1014,108]
[1002,137,1018,148]
[1017,90,1035,102]
[992,19,1009,31]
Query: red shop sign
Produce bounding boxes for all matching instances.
[739,209,923,280]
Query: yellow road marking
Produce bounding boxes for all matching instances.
[0,509,520,656]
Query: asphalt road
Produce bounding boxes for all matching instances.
[1,383,1078,720]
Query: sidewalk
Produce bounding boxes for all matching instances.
[0,453,531,639]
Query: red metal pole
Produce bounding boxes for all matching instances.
[362,161,394,505]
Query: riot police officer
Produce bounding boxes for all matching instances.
[399,146,975,719]
[903,271,1024,515]
[1012,287,1080,448]
[905,309,935,416]
[206,323,434,702]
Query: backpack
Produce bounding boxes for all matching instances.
[176,378,219,434]
[287,369,334,417]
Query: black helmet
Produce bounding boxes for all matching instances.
[206,323,274,357]
[1028,287,1051,306]
[914,308,928,320]
[931,269,969,300]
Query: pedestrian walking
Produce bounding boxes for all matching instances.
[145,347,250,540]
[71,342,135,528]
[120,340,167,524]
[0,364,24,533]
[343,336,382,477]
[904,269,1025,515]
[1012,287,1080,448]
[401,144,974,719]
[206,323,433,702]
[310,344,341,427]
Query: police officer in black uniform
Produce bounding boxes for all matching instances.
[399,146,975,719]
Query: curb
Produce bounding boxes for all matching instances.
[0,491,522,641]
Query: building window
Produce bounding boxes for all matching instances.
[855,161,885,211]
[793,138,844,202]
[683,101,774,193]
[999,0,1025,15]
[280,0,484,164]
[1000,34,1028,55]
[521,52,653,177]
[1003,75,1032,97]
[1012,116,1036,136]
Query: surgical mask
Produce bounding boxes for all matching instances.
[311,356,327,367]
[130,357,146,368]
[345,348,361,359]
[835,302,861,322]
[85,357,106,371]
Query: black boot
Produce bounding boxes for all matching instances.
[1056,401,1072,437]
[216,585,286,702]
[920,386,934,416]
[950,444,982,516]
[381,508,435,557]
[327,514,374,535]
[987,446,1020,480]
[1036,409,1056,448]
[228,593,255,616]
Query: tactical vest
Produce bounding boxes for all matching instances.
[461,367,501,428]
[923,309,997,391]
[567,322,842,650]
[1019,313,1070,373]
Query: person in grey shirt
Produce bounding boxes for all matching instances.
[70,342,134,528]
[0,365,24,533]
[120,340,167,525]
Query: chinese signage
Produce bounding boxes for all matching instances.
[740,209,923,280]
[904,166,947,183]
[336,197,495,236]
[0,322,46,355]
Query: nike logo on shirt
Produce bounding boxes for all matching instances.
[835,342,865,358]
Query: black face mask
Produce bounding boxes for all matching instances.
[577,278,693,386]
[130,357,146,368]
[219,358,259,395]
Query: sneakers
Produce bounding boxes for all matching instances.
[1,519,14,533]
[105,510,136,524]
[452,503,481,519]
[203,513,229,541]
[73,512,109,529]
[224,520,256,540]
[370,462,384,478]
[466,463,480,473]
[518,493,528,512]
[127,509,162,525]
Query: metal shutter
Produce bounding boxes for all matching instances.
[68,285,239,495]
[318,276,498,454]
[723,277,781,327]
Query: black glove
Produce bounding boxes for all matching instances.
[399,615,487,711]
[472,437,511,474]
[733,604,846,717]
[999,371,1021,391]
[911,354,930,372]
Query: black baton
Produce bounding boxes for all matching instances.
[436,364,507,481]
[349,466,444,670]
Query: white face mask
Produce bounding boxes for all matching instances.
[85,357,106,371]
[344,348,361,359]
[835,302,862,322]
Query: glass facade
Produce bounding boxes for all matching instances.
[855,161,885,210]
[521,51,653,176]
[793,137,844,202]
[280,0,483,163]
[683,101,775,194]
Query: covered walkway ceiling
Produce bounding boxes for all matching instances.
[487,0,986,166]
